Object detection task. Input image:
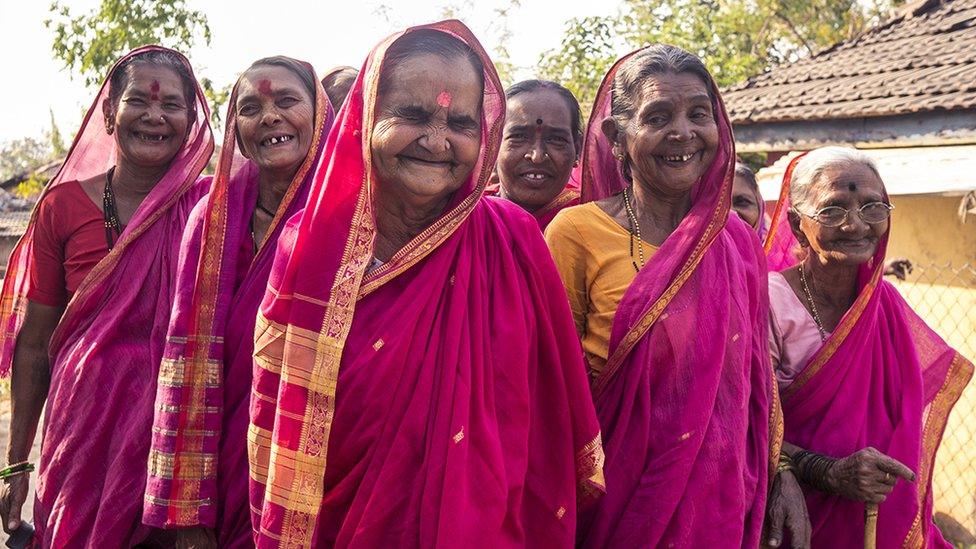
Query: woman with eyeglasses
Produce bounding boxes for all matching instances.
[765,146,972,547]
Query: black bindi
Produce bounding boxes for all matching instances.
[536,118,543,125]
[847,182,857,192]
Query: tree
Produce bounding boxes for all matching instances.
[538,16,618,116]
[46,0,227,123]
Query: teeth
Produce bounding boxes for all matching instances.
[138,133,165,141]
[265,135,293,146]
[524,173,546,181]
[663,153,694,162]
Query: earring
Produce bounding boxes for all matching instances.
[105,121,114,135]
[573,159,580,167]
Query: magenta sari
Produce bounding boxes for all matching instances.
[142,60,334,545]
[0,46,214,546]
[575,50,779,548]
[247,20,604,548]
[766,155,973,547]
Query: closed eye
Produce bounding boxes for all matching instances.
[449,115,479,131]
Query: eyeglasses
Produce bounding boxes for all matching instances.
[794,201,894,227]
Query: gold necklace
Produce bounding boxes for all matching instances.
[622,187,645,273]
[798,264,828,342]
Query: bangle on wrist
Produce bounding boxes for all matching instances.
[777,451,795,474]
[0,461,35,481]
[792,449,837,494]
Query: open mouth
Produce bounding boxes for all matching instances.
[517,170,553,186]
[261,134,295,147]
[657,151,702,166]
[133,131,170,142]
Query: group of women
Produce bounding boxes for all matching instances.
[0,18,970,549]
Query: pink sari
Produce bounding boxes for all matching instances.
[766,156,973,547]
[142,60,334,545]
[576,50,779,548]
[762,154,804,271]
[247,20,604,548]
[0,46,214,546]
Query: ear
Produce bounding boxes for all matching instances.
[235,130,251,159]
[102,98,115,133]
[787,210,809,247]
[600,116,619,149]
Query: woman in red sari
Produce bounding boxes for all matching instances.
[546,45,808,547]
[766,146,972,547]
[491,80,582,230]
[0,46,214,546]
[247,20,603,548]
[143,57,334,548]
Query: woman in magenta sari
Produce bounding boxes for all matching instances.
[490,80,582,230]
[766,146,973,547]
[0,46,214,546]
[247,21,604,548]
[546,45,809,547]
[142,57,334,548]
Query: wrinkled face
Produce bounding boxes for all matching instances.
[497,89,577,212]
[103,64,191,169]
[732,174,762,230]
[607,72,719,195]
[235,65,315,176]
[370,53,483,207]
[791,162,888,266]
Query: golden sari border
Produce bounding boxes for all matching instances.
[534,188,580,220]
[903,352,973,547]
[576,432,606,503]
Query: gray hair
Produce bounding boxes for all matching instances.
[789,146,881,208]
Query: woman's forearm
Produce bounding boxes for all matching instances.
[6,342,51,464]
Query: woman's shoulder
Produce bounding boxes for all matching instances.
[35,179,96,222]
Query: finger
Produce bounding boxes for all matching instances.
[788,512,812,549]
[8,495,23,531]
[876,456,915,482]
[766,506,786,548]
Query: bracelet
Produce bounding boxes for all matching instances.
[0,461,35,480]
[792,449,837,494]
[777,451,795,473]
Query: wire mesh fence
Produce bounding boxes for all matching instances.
[892,262,976,546]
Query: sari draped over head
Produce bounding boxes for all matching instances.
[762,154,803,271]
[142,59,334,545]
[765,154,973,548]
[576,49,778,548]
[248,20,604,548]
[0,46,214,546]
[485,166,580,230]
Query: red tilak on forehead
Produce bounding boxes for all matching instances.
[258,79,273,96]
[150,80,160,100]
[436,91,452,108]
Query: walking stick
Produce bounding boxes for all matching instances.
[864,503,879,549]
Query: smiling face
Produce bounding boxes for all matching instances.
[605,71,718,196]
[497,88,577,212]
[732,173,762,230]
[791,162,888,266]
[103,64,191,169]
[235,65,316,177]
[370,53,483,208]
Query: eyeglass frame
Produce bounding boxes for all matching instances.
[792,201,894,228]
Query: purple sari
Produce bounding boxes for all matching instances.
[143,59,333,546]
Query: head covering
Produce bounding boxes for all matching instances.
[576,47,778,548]
[247,20,603,547]
[770,149,973,547]
[0,45,214,546]
[763,153,806,271]
[143,58,334,544]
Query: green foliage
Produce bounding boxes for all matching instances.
[0,138,53,182]
[48,109,66,156]
[14,174,48,200]
[538,16,618,117]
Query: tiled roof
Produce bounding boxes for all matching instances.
[723,0,976,124]
[0,212,31,238]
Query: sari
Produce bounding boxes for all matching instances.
[485,167,580,231]
[142,60,334,545]
[247,20,604,548]
[576,49,778,548]
[765,154,973,547]
[0,46,214,546]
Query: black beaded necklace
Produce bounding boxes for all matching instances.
[102,167,123,250]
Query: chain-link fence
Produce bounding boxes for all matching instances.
[892,262,976,546]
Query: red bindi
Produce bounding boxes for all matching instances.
[150,80,160,100]
[258,79,273,96]
[436,91,452,108]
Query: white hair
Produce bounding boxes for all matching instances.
[789,146,881,208]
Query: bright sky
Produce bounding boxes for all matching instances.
[1,0,620,143]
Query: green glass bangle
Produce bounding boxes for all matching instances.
[0,461,35,480]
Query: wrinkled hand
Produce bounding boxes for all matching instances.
[765,470,811,548]
[827,447,914,503]
[175,526,217,549]
[883,259,913,280]
[0,475,30,534]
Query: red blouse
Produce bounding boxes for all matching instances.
[28,181,112,307]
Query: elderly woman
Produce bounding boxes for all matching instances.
[766,146,972,547]
[142,57,334,548]
[546,45,808,547]
[247,21,603,547]
[0,47,213,546]
[491,79,582,229]
[733,161,766,236]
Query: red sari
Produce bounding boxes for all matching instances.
[0,46,214,546]
[574,49,779,548]
[143,59,334,546]
[247,20,604,548]
[765,154,973,547]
